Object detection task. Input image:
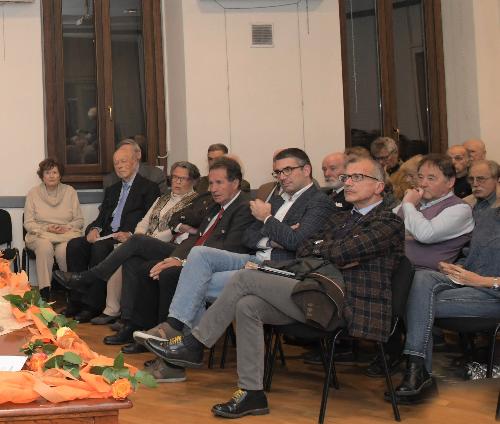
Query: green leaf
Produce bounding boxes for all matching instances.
[52,315,68,328]
[63,351,82,365]
[115,368,130,378]
[89,366,107,375]
[34,312,49,326]
[113,353,124,369]
[135,370,158,388]
[44,355,64,369]
[39,308,57,323]
[42,344,57,355]
[63,364,81,379]
[102,367,118,384]
[3,294,27,312]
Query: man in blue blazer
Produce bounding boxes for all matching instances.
[134,148,335,347]
[64,142,159,321]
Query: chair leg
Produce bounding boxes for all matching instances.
[276,335,286,366]
[378,342,401,422]
[487,324,500,378]
[318,337,336,424]
[220,326,232,369]
[496,390,500,421]
[264,332,280,392]
[208,346,215,369]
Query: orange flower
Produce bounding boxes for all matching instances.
[25,352,48,372]
[111,378,132,400]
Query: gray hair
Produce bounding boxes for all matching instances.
[469,160,500,180]
[346,156,386,182]
[170,161,201,181]
[116,139,142,156]
[370,137,398,156]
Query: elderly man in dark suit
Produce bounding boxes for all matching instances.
[145,156,404,418]
[64,142,159,321]
[134,148,334,347]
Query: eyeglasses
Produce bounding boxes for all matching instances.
[338,173,381,183]
[272,165,304,178]
[171,175,190,183]
[467,176,493,185]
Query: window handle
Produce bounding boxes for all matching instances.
[108,105,113,121]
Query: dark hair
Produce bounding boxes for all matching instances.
[208,143,229,154]
[37,158,64,180]
[170,161,201,181]
[209,157,242,187]
[274,148,311,166]
[418,153,456,179]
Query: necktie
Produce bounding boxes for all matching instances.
[111,182,131,232]
[195,208,224,246]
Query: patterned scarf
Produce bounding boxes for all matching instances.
[146,190,198,235]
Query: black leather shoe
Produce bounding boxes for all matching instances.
[365,353,402,378]
[74,309,100,323]
[121,342,148,354]
[103,324,137,345]
[39,287,51,302]
[63,301,82,317]
[145,337,204,368]
[91,313,119,325]
[212,389,269,418]
[53,270,96,292]
[110,320,125,332]
[396,361,433,396]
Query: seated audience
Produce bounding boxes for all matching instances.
[463,160,499,219]
[143,157,404,418]
[133,148,334,346]
[24,158,83,300]
[394,154,474,271]
[195,143,251,193]
[103,139,167,194]
[54,161,201,325]
[370,136,402,175]
[62,141,159,321]
[395,205,500,400]
[344,145,371,159]
[389,154,423,201]
[463,138,486,162]
[446,145,471,198]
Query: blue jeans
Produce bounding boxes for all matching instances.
[168,246,260,328]
[404,269,500,372]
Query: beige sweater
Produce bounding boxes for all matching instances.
[24,183,84,244]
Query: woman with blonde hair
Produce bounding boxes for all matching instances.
[389,154,423,201]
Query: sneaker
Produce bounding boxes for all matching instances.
[144,358,186,383]
[133,322,182,346]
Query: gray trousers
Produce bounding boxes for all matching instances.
[191,269,305,390]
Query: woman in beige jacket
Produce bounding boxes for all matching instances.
[24,158,83,298]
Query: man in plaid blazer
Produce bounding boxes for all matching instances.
[144,156,405,418]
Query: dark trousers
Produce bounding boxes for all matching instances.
[130,261,182,329]
[66,236,116,272]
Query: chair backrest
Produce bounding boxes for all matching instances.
[0,209,13,246]
[391,256,414,319]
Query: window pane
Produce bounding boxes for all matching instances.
[62,0,99,165]
[345,0,382,150]
[392,0,430,158]
[110,1,147,160]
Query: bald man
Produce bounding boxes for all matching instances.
[322,152,351,211]
[463,139,486,162]
[446,145,471,198]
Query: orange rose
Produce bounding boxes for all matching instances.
[26,352,48,372]
[111,378,132,400]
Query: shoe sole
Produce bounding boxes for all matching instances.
[133,330,168,346]
[154,376,187,383]
[91,318,118,325]
[212,407,270,418]
[396,377,433,397]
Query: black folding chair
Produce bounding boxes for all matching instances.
[0,209,19,272]
[265,256,414,424]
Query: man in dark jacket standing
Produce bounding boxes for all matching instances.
[145,156,405,418]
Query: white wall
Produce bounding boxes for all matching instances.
[164,0,345,185]
[441,0,500,160]
[0,0,45,196]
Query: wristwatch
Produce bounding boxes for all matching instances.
[492,277,500,290]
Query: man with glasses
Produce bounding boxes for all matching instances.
[446,145,472,198]
[464,160,499,219]
[143,157,404,418]
[370,137,402,175]
[132,148,335,362]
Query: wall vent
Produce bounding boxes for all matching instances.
[251,24,273,47]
